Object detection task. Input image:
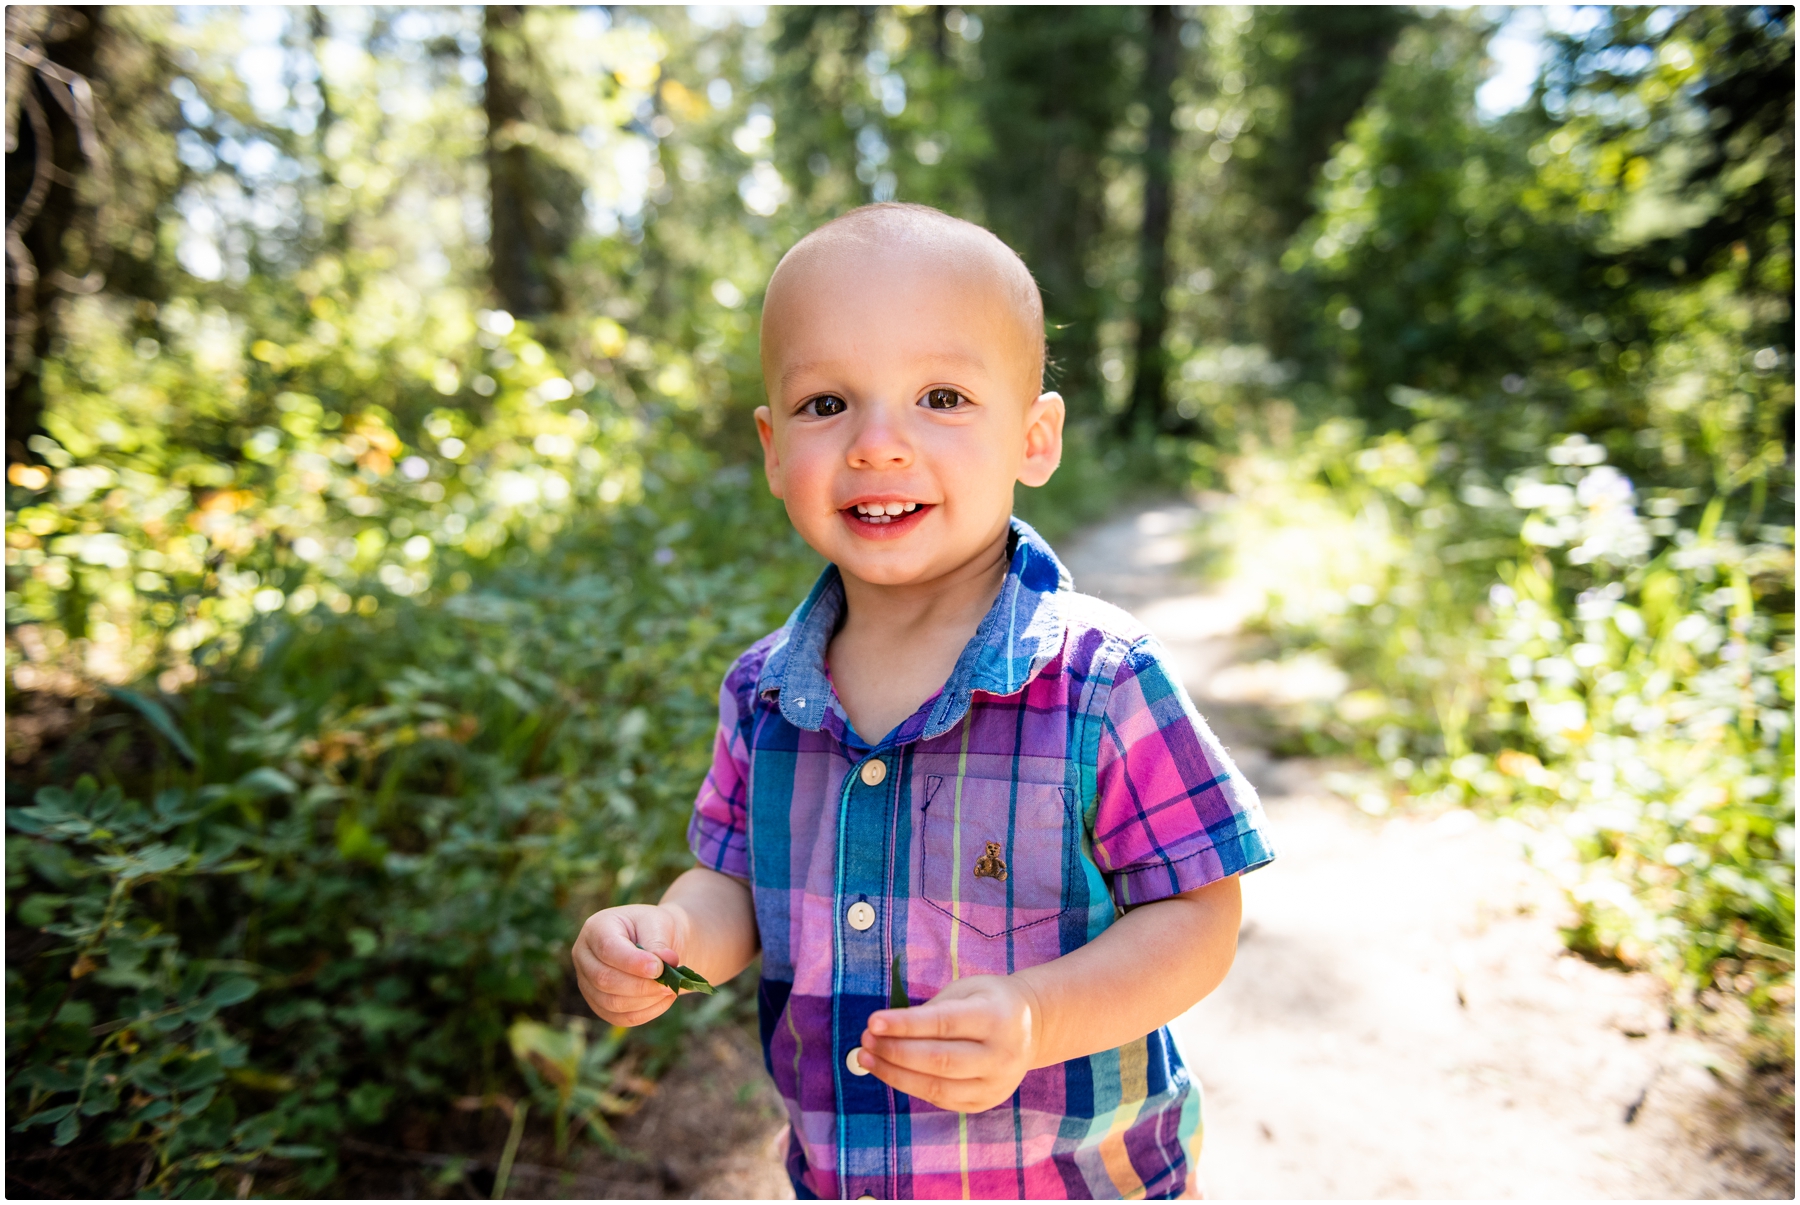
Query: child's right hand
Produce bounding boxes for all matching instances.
[571,903,690,1026]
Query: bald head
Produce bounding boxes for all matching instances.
[761,203,1045,395]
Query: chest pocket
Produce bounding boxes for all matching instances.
[919,774,1078,939]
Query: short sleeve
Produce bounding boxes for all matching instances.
[687,671,753,880]
[1092,637,1275,907]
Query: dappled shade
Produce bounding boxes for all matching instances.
[4,5,1791,1197]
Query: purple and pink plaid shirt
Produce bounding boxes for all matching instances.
[688,519,1274,1200]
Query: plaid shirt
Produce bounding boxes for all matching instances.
[689,519,1274,1200]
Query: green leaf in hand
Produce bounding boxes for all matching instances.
[653,961,715,996]
[890,955,908,1009]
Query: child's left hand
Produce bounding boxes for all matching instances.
[856,974,1041,1114]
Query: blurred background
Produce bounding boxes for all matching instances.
[4,4,1791,1198]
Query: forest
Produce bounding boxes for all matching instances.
[4,5,1792,1197]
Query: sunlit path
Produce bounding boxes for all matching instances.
[1060,501,1793,1201]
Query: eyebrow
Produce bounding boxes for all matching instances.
[779,350,990,390]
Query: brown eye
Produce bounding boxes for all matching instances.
[804,394,847,417]
[923,388,966,411]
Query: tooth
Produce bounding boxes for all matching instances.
[856,503,872,514]
[904,503,917,512]
[884,502,903,516]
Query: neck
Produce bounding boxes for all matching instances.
[837,520,1012,638]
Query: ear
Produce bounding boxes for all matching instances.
[1017,391,1065,488]
[754,405,784,499]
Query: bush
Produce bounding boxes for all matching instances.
[6,480,814,1195]
[1204,404,1794,1050]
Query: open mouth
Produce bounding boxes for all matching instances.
[841,500,933,535]
[849,501,922,525]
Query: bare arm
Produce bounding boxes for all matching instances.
[571,865,759,1026]
[858,875,1242,1112]
[1018,873,1241,1066]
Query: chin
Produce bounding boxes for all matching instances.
[834,548,937,586]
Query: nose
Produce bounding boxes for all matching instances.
[845,400,913,470]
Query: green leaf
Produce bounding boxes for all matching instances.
[203,977,259,1009]
[268,1144,324,1160]
[168,1053,224,1092]
[95,843,191,881]
[51,1111,80,1146]
[20,1103,77,1130]
[179,1085,218,1117]
[131,1098,173,1122]
[890,955,909,1010]
[107,687,198,766]
[236,767,297,798]
[653,961,715,996]
[17,893,68,928]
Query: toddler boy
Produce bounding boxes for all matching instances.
[573,204,1274,1199]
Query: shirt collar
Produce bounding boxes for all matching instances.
[758,516,1073,742]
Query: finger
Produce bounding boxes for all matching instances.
[858,1049,993,1112]
[575,913,659,976]
[573,950,673,1000]
[595,927,674,981]
[592,986,672,1014]
[572,943,666,1004]
[576,976,672,1023]
[584,957,675,999]
[600,998,674,1028]
[578,983,668,1021]
[865,998,995,1040]
[621,907,685,963]
[859,1035,992,1080]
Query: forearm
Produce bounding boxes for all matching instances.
[659,865,760,986]
[1014,875,1241,1068]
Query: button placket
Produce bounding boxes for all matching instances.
[835,751,897,1200]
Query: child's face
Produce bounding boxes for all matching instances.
[755,241,1063,588]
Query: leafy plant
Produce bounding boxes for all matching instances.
[1205,415,1793,1048]
[6,481,814,1194]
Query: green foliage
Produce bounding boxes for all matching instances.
[1208,413,1792,1026]
[1198,4,1793,1048]
[8,482,812,1193]
[4,4,1794,1194]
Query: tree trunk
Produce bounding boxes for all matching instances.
[309,6,348,252]
[483,5,574,319]
[974,6,1139,422]
[5,5,105,464]
[1123,5,1181,438]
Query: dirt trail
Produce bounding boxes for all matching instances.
[1061,501,1792,1201]
[580,500,1791,1200]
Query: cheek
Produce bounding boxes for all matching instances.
[772,433,839,502]
[929,422,1020,493]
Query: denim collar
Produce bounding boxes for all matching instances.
[757,516,1073,744]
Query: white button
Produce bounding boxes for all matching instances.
[846,901,875,931]
[860,759,887,786]
[858,1196,876,1201]
[846,1046,871,1076]
[793,696,806,708]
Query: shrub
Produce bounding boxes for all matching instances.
[6,483,814,1195]
[1206,407,1793,1049]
